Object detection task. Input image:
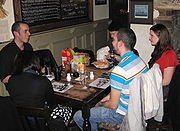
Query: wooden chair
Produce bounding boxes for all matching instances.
[16,106,52,131]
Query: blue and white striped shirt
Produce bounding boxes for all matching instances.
[110,51,148,115]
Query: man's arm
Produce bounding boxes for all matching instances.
[2,75,11,83]
[99,88,121,109]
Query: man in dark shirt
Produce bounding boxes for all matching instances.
[96,21,121,63]
[0,21,33,84]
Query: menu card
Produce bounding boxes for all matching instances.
[89,78,110,89]
[52,82,73,93]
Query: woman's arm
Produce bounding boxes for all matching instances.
[163,66,174,86]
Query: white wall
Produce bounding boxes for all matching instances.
[93,0,109,21]
[130,9,159,65]
[131,24,154,65]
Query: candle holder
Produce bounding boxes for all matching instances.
[78,63,86,87]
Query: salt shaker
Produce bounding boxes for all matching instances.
[66,73,71,82]
[90,71,94,80]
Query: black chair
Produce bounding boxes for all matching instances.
[0,96,23,131]
[34,49,58,73]
[16,106,67,131]
[16,106,52,131]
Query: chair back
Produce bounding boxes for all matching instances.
[16,106,51,131]
[34,49,58,72]
[120,64,163,131]
[0,96,23,131]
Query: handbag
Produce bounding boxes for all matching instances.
[51,105,72,123]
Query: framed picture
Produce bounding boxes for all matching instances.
[129,0,153,24]
[95,0,107,5]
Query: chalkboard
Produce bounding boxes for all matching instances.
[13,0,92,33]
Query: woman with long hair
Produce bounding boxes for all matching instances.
[7,50,70,130]
[148,24,179,125]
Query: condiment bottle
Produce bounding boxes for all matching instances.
[90,71,94,80]
[66,73,71,82]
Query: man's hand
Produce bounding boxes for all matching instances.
[95,95,110,106]
[105,54,111,59]
[116,55,121,61]
[100,95,110,103]
[2,75,11,83]
[103,88,121,109]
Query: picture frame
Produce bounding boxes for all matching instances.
[95,0,107,5]
[129,0,153,24]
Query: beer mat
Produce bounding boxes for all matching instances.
[89,78,110,89]
[52,82,73,93]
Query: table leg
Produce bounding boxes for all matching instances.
[82,104,91,131]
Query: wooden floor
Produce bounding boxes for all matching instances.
[67,119,173,131]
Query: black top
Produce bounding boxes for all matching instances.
[0,40,33,81]
[7,72,57,109]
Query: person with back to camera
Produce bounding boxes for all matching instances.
[0,21,33,85]
[148,24,179,126]
[73,28,148,131]
[7,50,71,131]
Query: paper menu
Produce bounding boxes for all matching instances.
[89,78,110,89]
[52,82,73,93]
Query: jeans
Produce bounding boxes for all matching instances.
[73,106,124,131]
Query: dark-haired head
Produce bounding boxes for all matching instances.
[150,24,171,49]
[11,21,29,37]
[108,21,121,32]
[13,50,41,75]
[148,24,172,68]
[116,28,136,50]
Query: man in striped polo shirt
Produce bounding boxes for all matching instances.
[73,28,148,131]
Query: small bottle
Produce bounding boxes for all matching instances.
[66,73,71,86]
[66,73,71,82]
[90,71,94,80]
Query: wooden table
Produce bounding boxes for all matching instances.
[54,66,111,131]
